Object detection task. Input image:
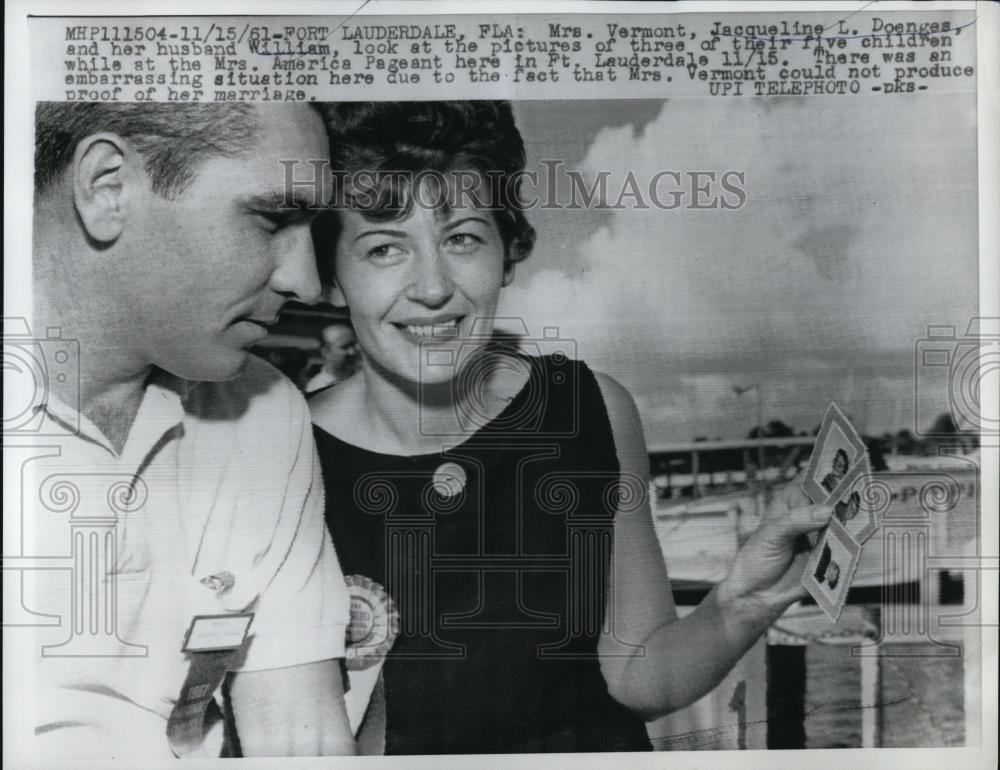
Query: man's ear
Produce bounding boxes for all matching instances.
[72,133,130,244]
[502,262,516,287]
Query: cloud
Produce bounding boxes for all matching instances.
[498,97,978,439]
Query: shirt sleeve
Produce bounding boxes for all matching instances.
[222,364,350,672]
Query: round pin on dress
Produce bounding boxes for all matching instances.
[432,462,467,498]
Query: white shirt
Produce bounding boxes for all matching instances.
[20,358,349,759]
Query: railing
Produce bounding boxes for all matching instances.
[649,436,816,500]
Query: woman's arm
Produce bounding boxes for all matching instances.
[229,659,357,756]
[594,371,831,720]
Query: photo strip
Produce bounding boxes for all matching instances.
[803,517,864,623]
[801,402,870,511]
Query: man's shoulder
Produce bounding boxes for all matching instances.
[181,355,309,434]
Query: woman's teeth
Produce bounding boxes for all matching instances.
[403,319,459,337]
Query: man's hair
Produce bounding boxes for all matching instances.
[34,102,259,199]
[314,101,536,284]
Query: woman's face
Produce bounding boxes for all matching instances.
[826,561,841,589]
[832,450,849,477]
[330,189,510,386]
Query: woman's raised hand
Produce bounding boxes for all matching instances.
[716,482,833,616]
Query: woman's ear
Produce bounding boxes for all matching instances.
[327,283,348,308]
[501,262,516,287]
[72,133,130,244]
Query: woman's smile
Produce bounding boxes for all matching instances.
[331,191,508,386]
[391,315,464,340]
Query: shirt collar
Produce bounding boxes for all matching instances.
[38,368,193,459]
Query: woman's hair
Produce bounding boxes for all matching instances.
[814,542,833,582]
[316,101,536,284]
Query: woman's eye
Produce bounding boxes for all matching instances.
[445,233,483,252]
[366,243,404,262]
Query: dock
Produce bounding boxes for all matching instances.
[647,449,980,749]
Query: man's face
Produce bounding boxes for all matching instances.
[320,324,359,377]
[119,106,328,381]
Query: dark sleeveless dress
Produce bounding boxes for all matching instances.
[314,354,652,754]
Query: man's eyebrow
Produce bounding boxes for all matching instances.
[241,191,319,211]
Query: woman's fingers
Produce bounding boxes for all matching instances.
[765,549,814,604]
[762,482,813,524]
[786,503,834,535]
[762,502,833,542]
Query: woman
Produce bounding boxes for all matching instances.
[821,448,861,524]
[813,542,842,591]
[310,101,831,754]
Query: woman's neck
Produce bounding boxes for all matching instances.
[352,347,529,456]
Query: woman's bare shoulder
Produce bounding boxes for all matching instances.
[590,370,641,429]
[308,373,364,437]
[590,368,649,468]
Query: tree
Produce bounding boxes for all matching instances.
[747,420,796,440]
[928,411,978,452]
[930,412,959,435]
[895,429,919,455]
[765,419,795,438]
[863,436,889,472]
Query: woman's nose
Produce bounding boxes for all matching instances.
[405,248,454,307]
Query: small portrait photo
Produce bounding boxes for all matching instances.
[827,449,866,523]
[802,402,869,508]
[839,467,882,544]
[802,518,862,622]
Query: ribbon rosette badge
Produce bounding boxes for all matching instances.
[344,574,399,671]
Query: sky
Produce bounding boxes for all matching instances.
[496,96,979,444]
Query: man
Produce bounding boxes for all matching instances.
[304,321,359,394]
[27,103,354,758]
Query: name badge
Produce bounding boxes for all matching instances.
[168,612,255,757]
[182,613,254,652]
